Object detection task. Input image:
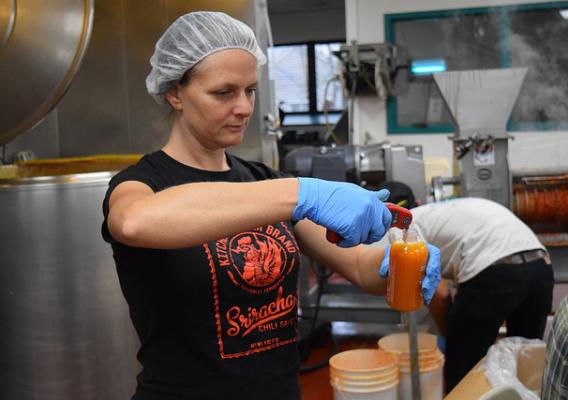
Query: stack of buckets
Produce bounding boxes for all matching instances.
[328,333,444,400]
[378,332,445,400]
[329,349,399,400]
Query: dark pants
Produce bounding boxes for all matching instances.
[444,258,554,393]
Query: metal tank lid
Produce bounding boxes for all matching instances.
[0,0,94,145]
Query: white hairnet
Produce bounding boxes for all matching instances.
[146,11,267,104]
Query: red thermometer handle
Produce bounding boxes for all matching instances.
[388,203,413,230]
[326,203,413,244]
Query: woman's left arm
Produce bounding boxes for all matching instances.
[293,219,388,296]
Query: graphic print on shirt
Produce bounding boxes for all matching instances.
[204,222,300,359]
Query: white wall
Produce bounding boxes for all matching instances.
[345,0,568,174]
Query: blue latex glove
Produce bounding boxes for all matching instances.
[292,177,392,248]
[379,243,441,305]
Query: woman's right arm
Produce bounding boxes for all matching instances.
[107,178,299,249]
[108,177,393,251]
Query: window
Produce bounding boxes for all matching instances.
[268,42,345,124]
[385,2,568,133]
[315,43,345,112]
[268,45,309,112]
[509,7,568,128]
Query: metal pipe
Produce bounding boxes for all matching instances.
[406,311,422,400]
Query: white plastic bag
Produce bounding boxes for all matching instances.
[484,337,546,400]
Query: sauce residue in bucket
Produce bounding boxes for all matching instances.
[329,349,399,400]
[330,348,398,372]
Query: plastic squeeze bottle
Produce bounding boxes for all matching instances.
[386,228,428,312]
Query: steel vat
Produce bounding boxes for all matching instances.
[0,172,140,400]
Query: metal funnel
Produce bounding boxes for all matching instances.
[433,68,527,138]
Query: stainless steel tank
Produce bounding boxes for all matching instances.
[0,172,140,400]
[0,0,94,145]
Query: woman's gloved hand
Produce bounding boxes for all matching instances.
[378,243,441,304]
[292,177,392,248]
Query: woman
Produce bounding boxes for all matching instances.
[102,11,440,400]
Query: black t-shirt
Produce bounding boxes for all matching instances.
[102,151,301,400]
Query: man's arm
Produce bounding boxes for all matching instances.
[428,280,451,336]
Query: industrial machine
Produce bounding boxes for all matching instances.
[281,42,430,331]
[431,68,527,208]
[283,41,426,200]
[284,141,429,330]
[430,68,568,283]
[334,41,407,100]
[284,142,427,202]
[512,172,568,235]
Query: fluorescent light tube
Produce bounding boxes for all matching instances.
[411,59,447,75]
